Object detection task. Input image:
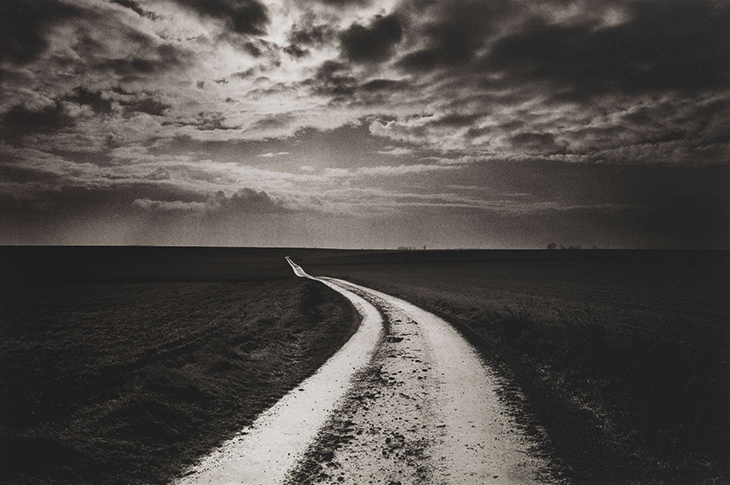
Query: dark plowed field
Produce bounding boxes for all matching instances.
[0,247,360,484]
[300,249,730,484]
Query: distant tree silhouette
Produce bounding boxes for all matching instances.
[550,242,590,250]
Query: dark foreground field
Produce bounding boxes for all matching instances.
[0,247,359,484]
[301,249,730,484]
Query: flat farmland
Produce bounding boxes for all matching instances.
[303,250,730,484]
[0,247,359,484]
[0,246,363,283]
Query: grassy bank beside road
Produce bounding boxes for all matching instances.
[304,250,730,484]
[1,270,359,484]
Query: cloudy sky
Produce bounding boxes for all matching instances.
[0,0,728,248]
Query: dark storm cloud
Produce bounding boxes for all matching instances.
[430,113,483,128]
[464,126,494,140]
[173,0,269,36]
[162,112,240,131]
[340,14,403,64]
[110,0,157,19]
[65,87,113,115]
[486,0,730,98]
[0,0,81,64]
[308,61,357,96]
[0,0,190,107]
[111,0,145,16]
[243,42,263,57]
[552,94,729,160]
[397,0,515,72]
[510,132,566,155]
[355,0,730,162]
[288,22,335,47]
[231,67,258,79]
[121,97,171,117]
[0,102,75,140]
[285,21,336,59]
[359,79,410,92]
[0,175,202,216]
[283,44,309,59]
[195,112,239,131]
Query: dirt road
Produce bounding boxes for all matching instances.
[177,259,555,484]
[175,261,381,485]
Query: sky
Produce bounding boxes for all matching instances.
[0,0,728,248]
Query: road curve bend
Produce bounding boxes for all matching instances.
[287,273,554,485]
[175,259,382,485]
[177,258,555,484]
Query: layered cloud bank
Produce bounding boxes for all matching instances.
[0,0,728,247]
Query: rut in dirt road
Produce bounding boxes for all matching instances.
[287,275,556,485]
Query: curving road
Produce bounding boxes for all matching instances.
[176,258,555,484]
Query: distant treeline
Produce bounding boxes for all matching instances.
[547,242,598,250]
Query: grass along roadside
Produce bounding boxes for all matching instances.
[308,254,730,484]
[0,278,359,485]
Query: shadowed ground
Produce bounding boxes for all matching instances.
[0,247,360,484]
[302,249,730,484]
